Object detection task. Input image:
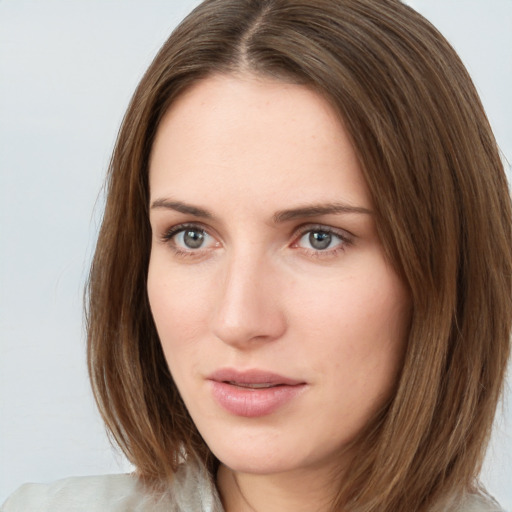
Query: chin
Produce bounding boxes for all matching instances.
[204,427,343,476]
[216,450,302,475]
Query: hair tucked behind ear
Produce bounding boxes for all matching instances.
[87,1,512,510]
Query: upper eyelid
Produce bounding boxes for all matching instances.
[292,223,355,240]
[161,222,212,238]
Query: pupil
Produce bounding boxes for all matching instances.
[184,230,204,249]
[309,231,331,250]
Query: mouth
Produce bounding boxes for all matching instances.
[207,368,307,417]
[208,368,305,387]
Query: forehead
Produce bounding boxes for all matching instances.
[149,73,370,211]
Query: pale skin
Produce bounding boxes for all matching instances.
[147,73,410,512]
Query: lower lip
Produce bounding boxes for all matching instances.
[209,381,306,417]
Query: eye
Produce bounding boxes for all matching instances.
[162,224,218,252]
[175,228,209,249]
[294,226,351,253]
[302,231,336,250]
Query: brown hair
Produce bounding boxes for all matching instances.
[86,0,512,510]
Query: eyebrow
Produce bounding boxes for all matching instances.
[150,198,372,222]
[273,203,373,223]
[151,199,213,218]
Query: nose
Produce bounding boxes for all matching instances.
[211,252,287,349]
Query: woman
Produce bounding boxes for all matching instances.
[2,0,510,511]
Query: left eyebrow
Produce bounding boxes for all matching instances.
[273,203,373,223]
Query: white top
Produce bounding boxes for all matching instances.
[0,463,504,512]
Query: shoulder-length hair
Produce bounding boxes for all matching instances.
[86,1,512,510]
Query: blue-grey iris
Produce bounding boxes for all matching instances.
[309,231,331,250]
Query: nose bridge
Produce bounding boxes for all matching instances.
[212,245,286,347]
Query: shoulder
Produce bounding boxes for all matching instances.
[450,491,505,512]
[0,473,173,512]
[1,462,223,512]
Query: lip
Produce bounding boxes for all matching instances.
[207,368,307,418]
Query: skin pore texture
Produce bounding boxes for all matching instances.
[147,73,411,512]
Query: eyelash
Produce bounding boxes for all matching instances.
[160,223,215,259]
[159,222,353,259]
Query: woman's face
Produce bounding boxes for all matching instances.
[147,73,410,477]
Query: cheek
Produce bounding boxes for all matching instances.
[345,278,409,404]
[147,257,213,358]
[292,264,409,392]
[294,267,408,343]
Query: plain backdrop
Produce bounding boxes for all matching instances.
[1,0,511,507]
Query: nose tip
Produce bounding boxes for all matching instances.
[211,260,287,348]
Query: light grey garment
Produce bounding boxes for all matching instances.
[450,493,505,512]
[0,461,505,512]
[0,462,223,512]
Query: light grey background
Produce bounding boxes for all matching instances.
[1,0,511,507]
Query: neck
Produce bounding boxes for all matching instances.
[217,463,342,512]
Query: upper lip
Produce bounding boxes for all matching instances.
[207,368,305,386]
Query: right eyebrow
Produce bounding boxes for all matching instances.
[150,199,214,219]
